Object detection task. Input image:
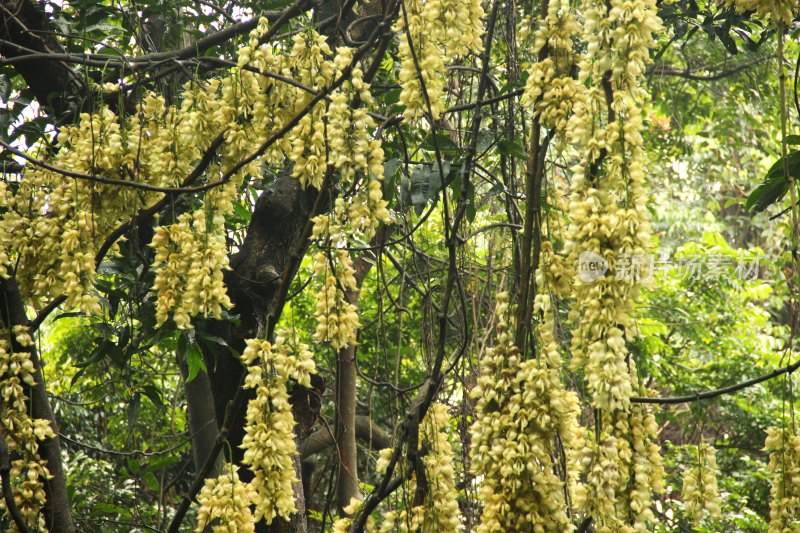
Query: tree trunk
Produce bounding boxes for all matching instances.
[334,226,392,513]
[177,347,222,477]
[335,341,360,513]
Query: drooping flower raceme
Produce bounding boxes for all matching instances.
[724,0,795,25]
[564,0,662,412]
[393,0,485,121]
[240,333,316,524]
[681,443,722,523]
[764,427,800,532]
[195,464,258,533]
[522,0,582,140]
[470,293,582,532]
[0,325,55,532]
[194,331,316,530]
[573,391,664,532]
[377,403,461,532]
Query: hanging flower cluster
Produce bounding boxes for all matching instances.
[311,249,360,349]
[377,403,461,532]
[724,0,795,25]
[241,333,315,523]
[304,40,391,349]
[309,183,390,352]
[2,15,392,336]
[283,32,336,190]
[521,0,581,139]
[195,331,315,529]
[0,325,55,531]
[681,443,722,523]
[327,47,386,185]
[393,0,485,121]
[195,464,258,533]
[564,0,661,412]
[469,293,581,532]
[151,206,232,328]
[573,392,664,532]
[764,427,800,532]
[332,498,375,533]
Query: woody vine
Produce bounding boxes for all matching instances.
[0,0,798,532]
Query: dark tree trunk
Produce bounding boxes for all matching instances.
[0,0,85,120]
[201,173,322,463]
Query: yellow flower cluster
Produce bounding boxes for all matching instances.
[151,207,232,328]
[627,404,665,528]
[327,47,386,185]
[3,16,392,335]
[564,0,661,412]
[332,498,375,533]
[469,293,581,532]
[3,74,240,315]
[3,460,51,532]
[284,34,335,190]
[0,325,55,532]
[309,176,390,350]
[725,0,796,25]
[681,443,722,522]
[377,403,461,532]
[574,398,664,532]
[522,0,581,139]
[533,262,585,492]
[538,240,572,297]
[240,334,315,523]
[576,432,630,530]
[195,464,258,533]
[764,427,800,532]
[195,332,315,530]
[311,250,360,350]
[393,0,485,121]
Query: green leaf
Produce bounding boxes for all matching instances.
[745,176,788,213]
[764,150,800,181]
[497,139,528,160]
[384,158,402,180]
[466,182,477,222]
[409,162,451,214]
[127,458,140,475]
[383,159,403,204]
[127,392,140,432]
[378,88,401,105]
[475,129,495,154]
[233,201,252,223]
[715,27,738,54]
[93,503,131,516]
[144,455,180,473]
[423,133,459,154]
[187,345,207,382]
[746,150,800,213]
[141,385,165,411]
[143,471,159,492]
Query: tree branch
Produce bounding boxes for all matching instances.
[301,415,392,459]
[631,356,800,405]
[647,56,771,82]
